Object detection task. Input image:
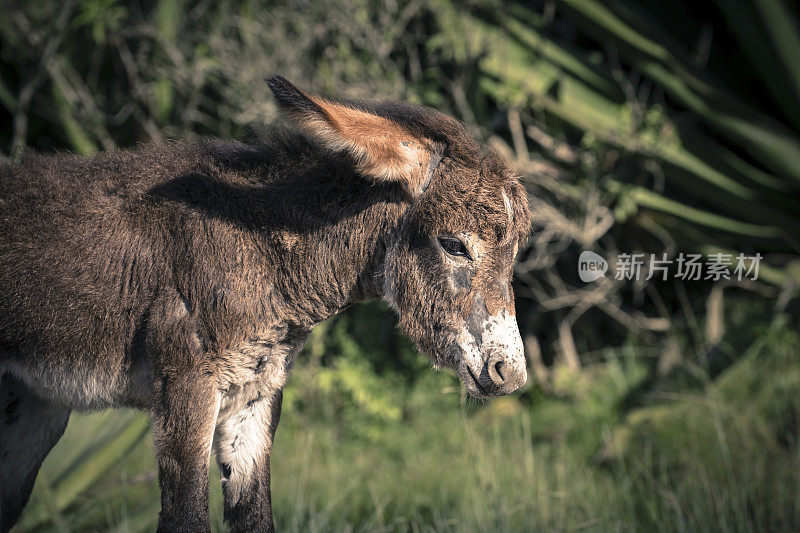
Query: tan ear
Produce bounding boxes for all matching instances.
[266,76,440,196]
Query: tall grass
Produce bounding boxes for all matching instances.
[18,316,800,532]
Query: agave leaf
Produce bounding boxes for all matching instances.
[606,181,783,239]
[713,0,800,130]
[466,8,800,245]
[750,0,800,120]
[52,81,97,156]
[560,0,800,185]
[20,412,151,530]
[153,0,185,121]
[52,415,150,510]
[502,11,620,99]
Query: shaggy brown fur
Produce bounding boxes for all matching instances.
[0,77,531,532]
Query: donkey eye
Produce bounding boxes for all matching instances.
[437,236,471,260]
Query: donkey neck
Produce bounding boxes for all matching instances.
[201,137,410,328]
[268,180,407,324]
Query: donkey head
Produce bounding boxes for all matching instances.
[267,76,531,398]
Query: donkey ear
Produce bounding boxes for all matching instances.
[265,75,440,196]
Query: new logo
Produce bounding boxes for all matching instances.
[578,251,607,282]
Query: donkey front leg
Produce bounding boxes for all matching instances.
[147,292,221,532]
[152,372,220,533]
[214,388,283,533]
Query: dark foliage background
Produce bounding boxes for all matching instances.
[2,0,799,531]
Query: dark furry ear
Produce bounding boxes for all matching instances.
[266,75,327,121]
[265,75,439,197]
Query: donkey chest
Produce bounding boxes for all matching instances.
[214,330,309,406]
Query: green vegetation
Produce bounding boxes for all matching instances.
[18,302,800,531]
[2,0,800,531]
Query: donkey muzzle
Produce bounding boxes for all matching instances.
[485,350,527,394]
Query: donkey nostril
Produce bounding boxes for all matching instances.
[494,360,506,382]
[487,354,508,387]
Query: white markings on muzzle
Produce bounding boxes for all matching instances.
[484,309,525,367]
[456,308,526,394]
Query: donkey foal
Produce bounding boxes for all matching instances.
[0,77,531,532]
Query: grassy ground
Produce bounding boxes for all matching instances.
[15,315,800,532]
